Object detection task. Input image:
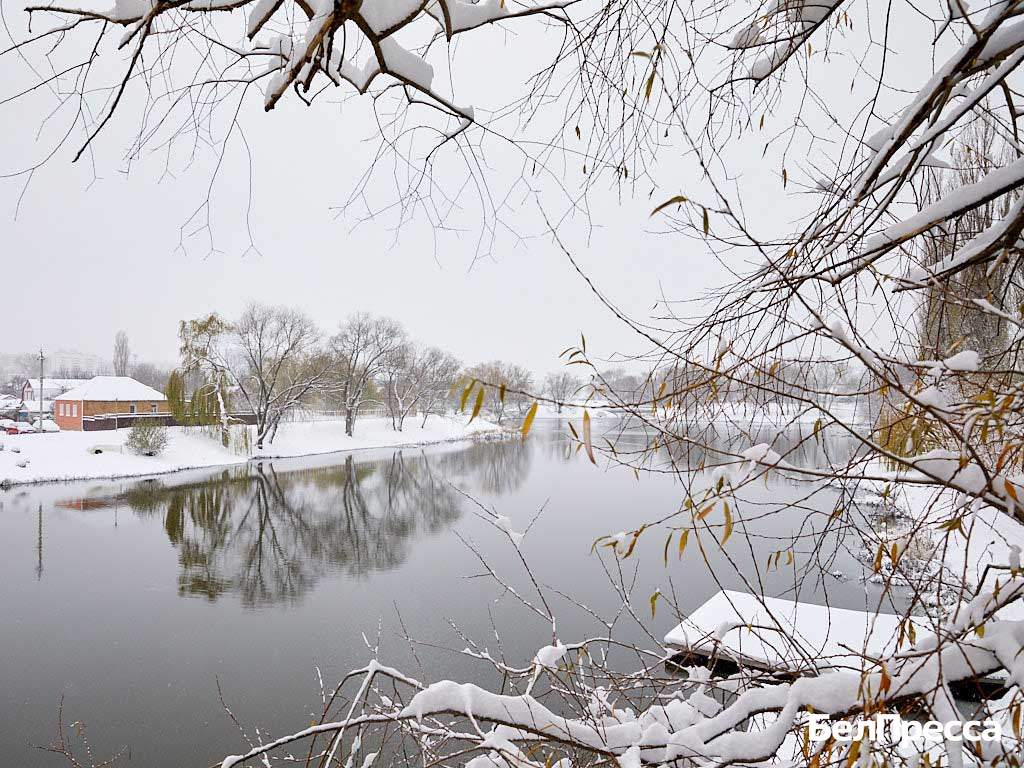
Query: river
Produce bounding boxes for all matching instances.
[0,420,884,767]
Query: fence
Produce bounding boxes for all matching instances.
[81,411,260,431]
[82,412,176,431]
[279,406,395,422]
[82,406,414,431]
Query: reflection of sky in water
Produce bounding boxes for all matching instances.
[0,422,882,768]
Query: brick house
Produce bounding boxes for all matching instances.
[54,376,170,431]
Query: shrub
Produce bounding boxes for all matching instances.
[126,420,169,456]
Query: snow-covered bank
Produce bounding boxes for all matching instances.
[0,416,503,487]
[844,473,1024,620]
[526,398,871,427]
[532,403,619,420]
[711,398,870,427]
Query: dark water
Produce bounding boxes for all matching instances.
[0,421,883,767]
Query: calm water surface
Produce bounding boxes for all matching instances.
[0,421,883,767]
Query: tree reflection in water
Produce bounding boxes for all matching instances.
[601,417,863,478]
[436,438,532,495]
[118,448,488,607]
[48,434,547,606]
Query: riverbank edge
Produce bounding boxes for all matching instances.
[0,420,512,489]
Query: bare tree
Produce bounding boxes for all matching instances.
[113,331,131,377]
[378,341,416,431]
[592,367,642,402]
[380,343,463,431]
[0,0,572,257]
[180,304,328,449]
[463,361,534,424]
[130,362,172,392]
[416,347,462,427]
[329,314,407,437]
[542,371,582,413]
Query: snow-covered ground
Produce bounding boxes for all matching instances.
[532,403,619,420]
[0,415,502,487]
[527,397,870,426]
[712,398,870,426]
[845,473,1024,620]
[903,483,1024,621]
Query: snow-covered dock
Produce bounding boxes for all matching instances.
[664,590,913,676]
[665,590,1006,699]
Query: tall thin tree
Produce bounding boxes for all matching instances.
[113,331,131,377]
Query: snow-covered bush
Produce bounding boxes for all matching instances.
[125,420,169,457]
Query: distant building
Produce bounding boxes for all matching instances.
[53,376,170,431]
[21,377,90,404]
[17,401,54,423]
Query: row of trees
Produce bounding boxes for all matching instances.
[1,333,621,429]
[171,304,599,449]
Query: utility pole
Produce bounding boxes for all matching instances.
[37,348,44,433]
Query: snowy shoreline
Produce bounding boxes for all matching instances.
[0,415,505,488]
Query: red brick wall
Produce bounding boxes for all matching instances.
[81,400,169,417]
[53,399,169,431]
[54,400,83,431]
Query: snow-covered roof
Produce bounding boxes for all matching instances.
[24,377,90,391]
[664,590,919,674]
[55,376,167,402]
[21,400,54,412]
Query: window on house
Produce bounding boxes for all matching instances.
[150,404,158,414]
[72,403,77,417]
[58,403,65,417]
[129,404,137,414]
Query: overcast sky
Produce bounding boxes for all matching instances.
[0,12,734,378]
[1,0,929,376]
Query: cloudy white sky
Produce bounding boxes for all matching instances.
[1,0,934,377]
[0,10,733,378]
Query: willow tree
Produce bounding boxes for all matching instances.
[164,369,187,424]
[916,119,1020,369]
[180,304,328,448]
